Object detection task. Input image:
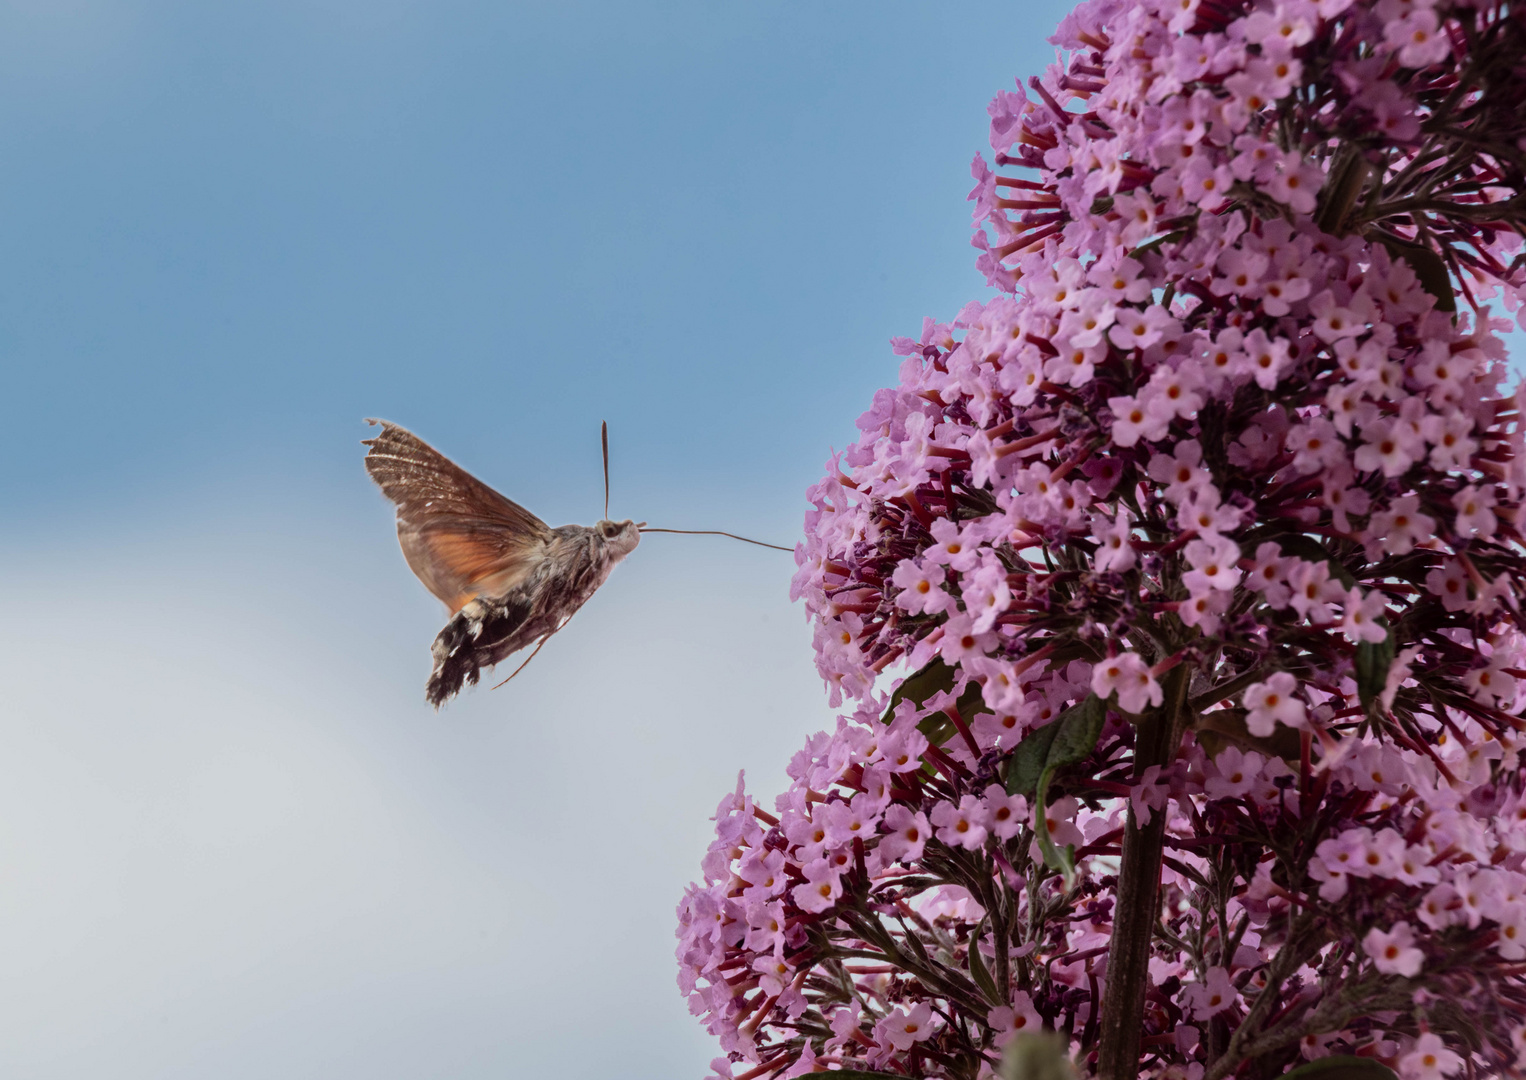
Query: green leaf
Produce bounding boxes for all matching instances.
[1314,145,1370,237]
[1355,621,1396,720]
[1033,767,1079,887]
[1008,695,1107,888]
[1373,234,1456,313]
[1127,228,1188,262]
[1006,722,1062,797]
[882,658,956,722]
[1005,694,1108,797]
[967,918,1001,1006]
[1047,693,1109,765]
[956,679,991,720]
[1270,534,1359,589]
[878,657,992,749]
[1195,707,1302,763]
[879,658,958,748]
[1280,1056,1398,1080]
[917,712,959,750]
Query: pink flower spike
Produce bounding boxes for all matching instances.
[684,0,1526,1066]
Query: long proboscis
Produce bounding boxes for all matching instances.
[640,527,793,552]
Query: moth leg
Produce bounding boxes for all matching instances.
[489,633,555,690]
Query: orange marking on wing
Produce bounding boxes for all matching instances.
[417,530,536,612]
[427,531,514,582]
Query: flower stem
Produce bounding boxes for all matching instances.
[1095,662,1192,1080]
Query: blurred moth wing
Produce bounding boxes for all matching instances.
[362,419,640,706]
[362,419,554,612]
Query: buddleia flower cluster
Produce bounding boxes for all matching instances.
[677,1,1526,1077]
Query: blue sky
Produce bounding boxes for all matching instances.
[0,1,1354,1078]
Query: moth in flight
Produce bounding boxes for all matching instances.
[364,419,786,706]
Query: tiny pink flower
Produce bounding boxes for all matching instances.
[1183,535,1243,593]
[1498,902,1526,961]
[932,795,991,851]
[1364,921,1424,977]
[1341,587,1390,645]
[1092,652,1164,713]
[1091,509,1137,573]
[939,613,998,665]
[877,1001,936,1051]
[891,558,954,616]
[1108,392,1173,447]
[988,992,1043,1047]
[878,804,931,864]
[1205,747,1265,801]
[790,859,843,915]
[1398,1032,1464,1080]
[1243,672,1307,737]
[1180,967,1239,1021]
[1453,484,1498,540]
[1386,8,1451,69]
[982,783,1029,841]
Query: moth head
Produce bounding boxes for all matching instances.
[596,518,642,558]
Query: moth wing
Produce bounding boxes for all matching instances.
[363,419,554,612]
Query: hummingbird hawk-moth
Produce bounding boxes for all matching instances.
[364,419,791,707]
[363,419,643,707]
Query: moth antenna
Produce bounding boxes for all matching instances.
[601,420,610,521]
[491,633,555,690]
[640,527,793,552]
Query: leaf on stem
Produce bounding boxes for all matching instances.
[1004,694,1107,889]
[1004,694,1108,797]
[880,657,991,747]
[1371,233,1456,313]
[1271,534,1360,589]
[1355,620,1395,722]
[967,917,1002,1006]
[1034,766,1079,886]
[883,659,956,720]
[1279,1056,1397,1080]
[1314,145,1371,237]
[1194,708,1302,763]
